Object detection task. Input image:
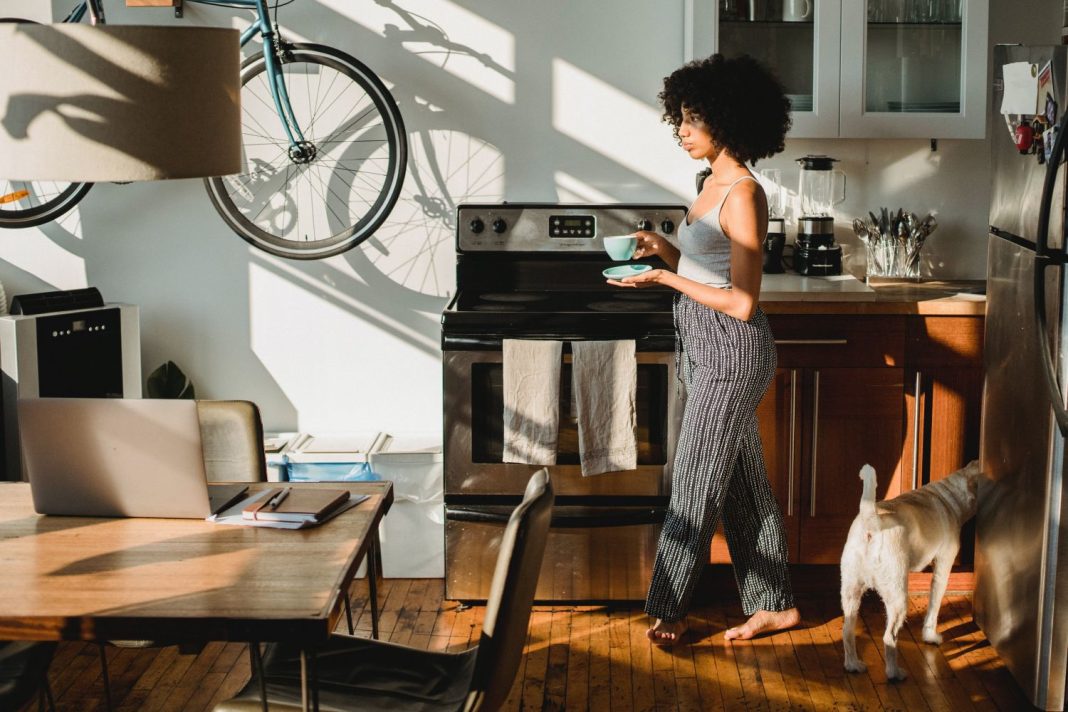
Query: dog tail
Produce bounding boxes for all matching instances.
[859,464,878,520]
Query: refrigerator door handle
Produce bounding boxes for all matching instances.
[1034,108,1068,435]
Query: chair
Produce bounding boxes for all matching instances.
[0,641,56,712]
[213,468,555,712]
[101,400,269,709]
[197,400,269,483]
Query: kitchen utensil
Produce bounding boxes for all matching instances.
[759,168,784,217]
[782,0,813,21]
[798,155,846,217]
[764,217,787,274]
[855,206,936,280]
[602,264,652,279]
[602,235,637,261]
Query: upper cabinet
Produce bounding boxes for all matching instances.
[691,0,988,139]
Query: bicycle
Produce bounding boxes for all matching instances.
[0,0,407,260]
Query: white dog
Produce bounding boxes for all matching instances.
[840,460,980,681]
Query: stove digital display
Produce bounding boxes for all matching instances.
[550,214,596,238]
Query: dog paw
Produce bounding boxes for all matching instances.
[886,667,908,682]
[844,658,867,673]
[922,629,943,645]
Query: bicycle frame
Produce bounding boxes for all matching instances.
[71,0,308,149]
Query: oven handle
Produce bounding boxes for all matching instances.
[446,506,666,528]
[442,334,677,351]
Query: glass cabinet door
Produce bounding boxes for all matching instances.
[693,0,842,138]
[839,0,988,137]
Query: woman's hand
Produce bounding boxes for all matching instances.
[606,268,670,289]
[632,231,671,260]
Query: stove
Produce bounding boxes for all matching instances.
[442,203,687,602]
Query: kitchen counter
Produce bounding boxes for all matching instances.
[759,274,986,315]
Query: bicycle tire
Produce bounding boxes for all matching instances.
[0,18,93,229]
[205,43,407,260]
[0,180,93,229]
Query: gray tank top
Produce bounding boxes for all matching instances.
[676,175,758,287]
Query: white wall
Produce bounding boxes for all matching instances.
[0,0,1061,433]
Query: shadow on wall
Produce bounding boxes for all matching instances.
[0,0,690,430]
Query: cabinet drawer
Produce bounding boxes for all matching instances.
[906,316,984,368]
[768,315,905,368]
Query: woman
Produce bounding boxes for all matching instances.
[607,54,800,643]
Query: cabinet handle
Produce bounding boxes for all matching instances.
[810,370,820,518]
[787,369,797,517]
[912,371,922,491]
[774,339,849,346]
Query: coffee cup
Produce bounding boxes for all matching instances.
[603,235,637,261]
[782,0,812,21]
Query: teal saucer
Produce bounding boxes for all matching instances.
[603,263,652,279]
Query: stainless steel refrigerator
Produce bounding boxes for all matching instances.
[981,44,1068,711]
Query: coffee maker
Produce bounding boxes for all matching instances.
[794,154,845,276]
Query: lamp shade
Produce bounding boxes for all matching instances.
[0,24,241,181]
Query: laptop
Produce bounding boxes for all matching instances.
[18,398,248,518]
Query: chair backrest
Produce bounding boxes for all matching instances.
[196,400,267,483]
[466,468,554,711]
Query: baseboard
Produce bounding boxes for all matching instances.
[697,565,975,600]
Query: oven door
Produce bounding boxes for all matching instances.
[445,504,663,601]
[443,348,682,497]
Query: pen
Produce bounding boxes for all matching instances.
[268,487,291,510]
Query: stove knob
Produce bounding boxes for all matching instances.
[660,219,675,235]
[491,218,508,234]
[636,219,653,231]
[469,217,485,234]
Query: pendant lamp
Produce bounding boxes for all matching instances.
[0,23,241,182]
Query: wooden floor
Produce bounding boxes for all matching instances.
[22,578,1033,711]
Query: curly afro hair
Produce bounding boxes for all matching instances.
[659,54,791,166]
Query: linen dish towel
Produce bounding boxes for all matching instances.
[503,339,563,465]
[571,340,637,476]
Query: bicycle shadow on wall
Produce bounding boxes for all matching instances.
[281,0,687,302]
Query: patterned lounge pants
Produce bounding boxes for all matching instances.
[645,294,795,621]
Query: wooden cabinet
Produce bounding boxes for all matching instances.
[709,311,984,567]
[712,314,907,564]
[692,0,989,138]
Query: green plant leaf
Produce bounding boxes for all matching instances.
[146,361,195,399]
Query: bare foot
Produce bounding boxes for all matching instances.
[646,618,688,645]
[724,607,800,641]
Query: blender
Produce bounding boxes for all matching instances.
[794,154,845,276]
[759,168,786,274]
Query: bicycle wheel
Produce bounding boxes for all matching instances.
[0,18,93,229]
[0,180,92,229]
[205,43,407,260]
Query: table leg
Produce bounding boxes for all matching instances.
[343,587,354,635]
[299,648,320,712]
[368,528,381,640]
[249,641,267,712]
[98,644,113,712]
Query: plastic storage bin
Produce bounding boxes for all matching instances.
[368,438,444,578]
[285,432,390,482]
[263,432,297,482]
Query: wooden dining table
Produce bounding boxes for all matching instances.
[0,480,393,711]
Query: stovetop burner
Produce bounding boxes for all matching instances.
[478,293,550,303]
[470,304,526,312]
[587,300,663,312]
